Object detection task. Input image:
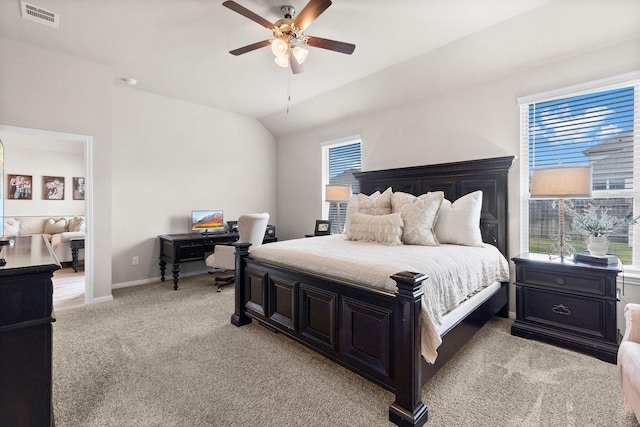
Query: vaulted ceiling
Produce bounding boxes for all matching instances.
[1,0,639,138]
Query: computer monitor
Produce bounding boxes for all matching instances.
[191,210,225,234]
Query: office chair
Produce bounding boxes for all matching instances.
[205,212,269,292]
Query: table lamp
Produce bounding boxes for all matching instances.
[530,165,592,261]
[325,185,351,233]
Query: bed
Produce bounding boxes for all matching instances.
[231,156,514,426]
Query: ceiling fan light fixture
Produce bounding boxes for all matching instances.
[271,38,288,57]
[291,45,309,64]
[274,55,289,68]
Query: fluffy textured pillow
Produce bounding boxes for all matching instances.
[357,187,392,216]
[68,216,85,232]
[399,192,444,246]
[434,190,483,246]
[4,218,20,236]
[346,211,403,245]
[391,191,418,213]
[44,217,67,235]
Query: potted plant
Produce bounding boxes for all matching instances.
[569,204,639,256]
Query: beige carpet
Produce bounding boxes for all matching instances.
[52,274,638,426]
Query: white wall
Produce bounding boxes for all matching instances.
[276,38,640,313]
[0,37,112,302]
[2,135,85,217]
[111,87,276,285]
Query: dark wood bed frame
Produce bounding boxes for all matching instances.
[231,156,514,426]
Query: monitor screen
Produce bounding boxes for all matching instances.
[191,210,225,232]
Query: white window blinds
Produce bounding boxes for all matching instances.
[322,140,361,234]
[519,73,640,266]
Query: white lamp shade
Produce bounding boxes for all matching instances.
[291,46,309,64]
[274,55,289,68]
[325,185,351,202]
[271,39,288,57]
[530,165,593,198]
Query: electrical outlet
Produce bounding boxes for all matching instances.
[132,256,139,265]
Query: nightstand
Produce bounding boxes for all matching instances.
[511,252,622,363]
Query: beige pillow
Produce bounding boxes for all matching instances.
[44,217,67,235]
[346,211,403,245]
[399,192,444,246]
[357,187,392,215]
[434,190,483,247]
[4,218,20,236]
[391,191,418,213]
[68,216,85,232]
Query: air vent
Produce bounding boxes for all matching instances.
[20,1,59,28]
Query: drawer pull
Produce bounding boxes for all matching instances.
[551,304,571,316]
[555,277,565,285]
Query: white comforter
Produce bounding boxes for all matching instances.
[249,235,510,363]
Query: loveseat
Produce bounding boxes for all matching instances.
[3,216,85,264]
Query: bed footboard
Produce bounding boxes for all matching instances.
[232,242,429,427]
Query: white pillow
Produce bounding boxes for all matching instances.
[399,192,444,246]
[68,216,85,232]
[44,217,67,235]
[357,187,392,216]
[346,211,403,245]
[343,192,369,234]
[4,218,20,236]
[434,190,483,247]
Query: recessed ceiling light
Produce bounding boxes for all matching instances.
[121,77,137,85]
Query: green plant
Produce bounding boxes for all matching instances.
[568,204,639,237]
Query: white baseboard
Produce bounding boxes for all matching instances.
[111,270,210,290]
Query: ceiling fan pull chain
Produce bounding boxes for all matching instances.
[287,72,291,114]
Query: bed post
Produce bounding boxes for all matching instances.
[389,271,428,427]
[231,242,252,327]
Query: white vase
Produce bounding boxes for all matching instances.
[587,236,609,257]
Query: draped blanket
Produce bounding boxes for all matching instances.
[249,235,510,363]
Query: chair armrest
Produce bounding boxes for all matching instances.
[623,303,640,344]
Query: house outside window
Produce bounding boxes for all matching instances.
[519,72,639,267]
[322,139,361,234]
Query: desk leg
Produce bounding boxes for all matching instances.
[172,264,180,290]
[159,260,166,282]
[71,247,79,273]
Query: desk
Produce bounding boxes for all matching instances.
[69,237,85,272]
[158,233,238,290]
[158,233,278,289]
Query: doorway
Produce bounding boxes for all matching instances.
[0,125,93,306]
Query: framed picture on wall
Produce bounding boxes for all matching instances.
[42,176,65,200]
[73,177,85,200]
[7,174,33,200]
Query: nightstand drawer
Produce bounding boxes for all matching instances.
[518,287,616,342]
[517,265,610,297]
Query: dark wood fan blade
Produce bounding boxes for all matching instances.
[290,53,304,74]
[305,36,355,54]
[294,0,332,31]
[229,40,271,56]
[223,1,273,29]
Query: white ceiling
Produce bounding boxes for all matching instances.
[1,0,639,139]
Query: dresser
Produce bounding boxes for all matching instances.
[0,235,60,426]
[511,252,621,363]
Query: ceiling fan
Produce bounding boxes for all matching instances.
[223,0,356,74]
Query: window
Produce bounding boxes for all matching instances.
[519,72,640,266]
[322,139,361,234]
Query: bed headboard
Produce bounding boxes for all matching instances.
[353,156,515,258]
